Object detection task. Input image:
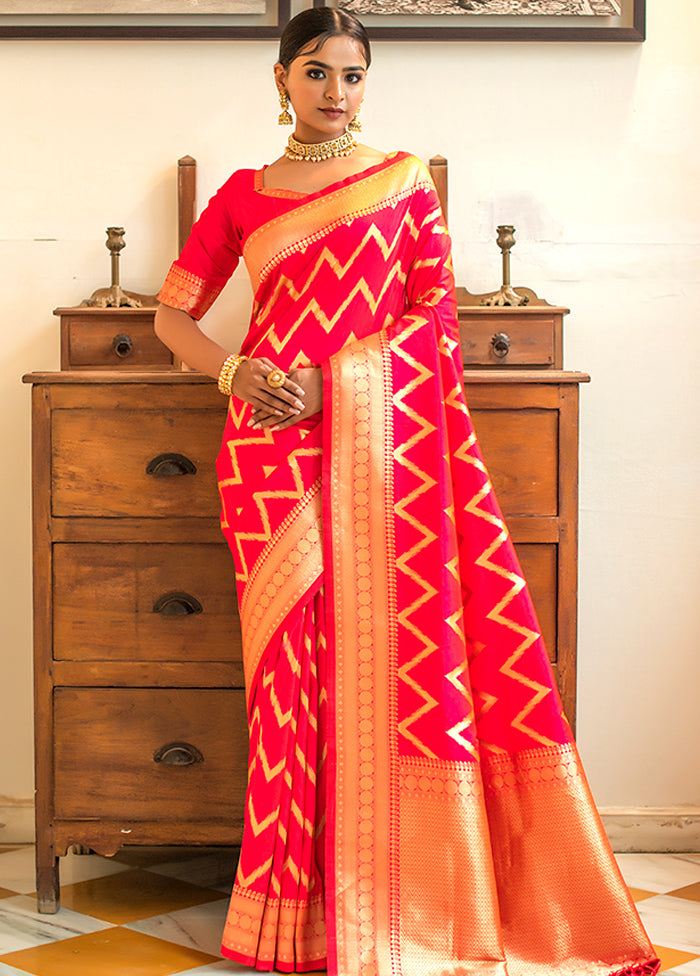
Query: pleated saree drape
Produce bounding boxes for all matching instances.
[158,152,659,976]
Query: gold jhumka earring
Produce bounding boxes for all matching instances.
[347,107,362,132]
[278,89,293,125]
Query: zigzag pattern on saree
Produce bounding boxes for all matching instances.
[221,438,322,584]
[250,215,420,361]
[392,315,558,756]
[235,618,326,898]
[391,313,441,760]
[453,428,557,749]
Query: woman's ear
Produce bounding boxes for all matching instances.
[273,61,287,93]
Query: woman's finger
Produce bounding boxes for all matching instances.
[251,391,302,413]
[282,378,306,398]
[249,408,283,428]
[251,415,281,430]
[254,357,306,399]
[270,414,303,431]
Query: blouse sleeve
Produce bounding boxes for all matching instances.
[157,173,244,320]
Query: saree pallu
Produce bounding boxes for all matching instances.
[163,153,658,976]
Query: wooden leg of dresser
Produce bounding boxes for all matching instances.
[35,840,60,913]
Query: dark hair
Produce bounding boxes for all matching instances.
[278,7,371,70]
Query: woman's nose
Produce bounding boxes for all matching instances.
[325,77,343,102]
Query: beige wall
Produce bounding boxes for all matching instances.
[2,0,699,843]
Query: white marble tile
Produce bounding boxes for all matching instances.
[170,962,260,975]
[615,854,700,894]
[0,962,40,976]
[0,847,40,895]
[0,894,111,953]
[660,962,700,976]
[125,898,230,956]
[170,964,326,975]
[146,849,238,891]
[637,895,700,954]
[0,846,127,895]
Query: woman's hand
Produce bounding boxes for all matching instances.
[249,367,323,431]
[232,357,306,419]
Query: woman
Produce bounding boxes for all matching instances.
[154,9,659,976]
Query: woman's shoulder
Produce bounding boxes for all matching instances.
[381,151,439,192]
[392,150,433,174]
[217,167,258,193]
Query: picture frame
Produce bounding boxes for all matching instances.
[0,0,645,40]
[314,0,645,41]
[0,0,289,38]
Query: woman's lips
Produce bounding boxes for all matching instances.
[321,108,344,118]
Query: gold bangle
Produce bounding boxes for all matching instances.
[217,354,248,396]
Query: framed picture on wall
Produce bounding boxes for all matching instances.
[0,0,289,37]
[0,0,644,38]
[314,0,645,41]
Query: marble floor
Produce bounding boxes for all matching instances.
[0,845,698,975]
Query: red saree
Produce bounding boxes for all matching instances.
[158,152,659,976]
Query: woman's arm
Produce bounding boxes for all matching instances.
[154,303,307,418]
[154,303,229,379]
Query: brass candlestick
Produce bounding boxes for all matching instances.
[81,227,156,308]
[480,225,529,308]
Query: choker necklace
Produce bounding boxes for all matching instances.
[285,130,357,163]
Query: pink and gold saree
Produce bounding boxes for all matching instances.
[158,152,659,976]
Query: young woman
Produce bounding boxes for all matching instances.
[154,9,659,976]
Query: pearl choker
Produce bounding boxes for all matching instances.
[285,130,357,163]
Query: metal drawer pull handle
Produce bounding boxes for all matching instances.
[491,332,511,358]
[153,741,204,766]
[112,333,133,358]
[153,591,203,616]
[146,453,197,477]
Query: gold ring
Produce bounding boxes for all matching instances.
[266,369,286,389]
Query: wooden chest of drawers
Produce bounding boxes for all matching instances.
[464,371,588,721]
[25,375,244,912]
[24,368,587,912]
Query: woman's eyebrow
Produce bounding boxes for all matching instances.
[303,59,366,71]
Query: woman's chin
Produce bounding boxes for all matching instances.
[295,119,348,143]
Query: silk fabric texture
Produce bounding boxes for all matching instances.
[158,153,659,976]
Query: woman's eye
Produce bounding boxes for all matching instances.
[307,69,325,80]
[346,73,363,84]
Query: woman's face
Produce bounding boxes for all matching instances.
[275,34,367,144]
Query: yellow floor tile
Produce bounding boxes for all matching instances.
[666,881,700,903]
[653,944,700,972]
[0,885,20,899]
[58,869,223,924]
[628,887,657,902]
[0,926,218,976]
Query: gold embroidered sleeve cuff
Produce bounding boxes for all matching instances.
[157,263,222,320]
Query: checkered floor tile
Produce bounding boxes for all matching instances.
[0,846,697,975]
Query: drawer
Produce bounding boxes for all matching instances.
[61,314,175,370]
[459,313,556,368]
[468,407,558,517]
[54,688,249,821]
[53,543,241,663]
[51,406,224,517]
